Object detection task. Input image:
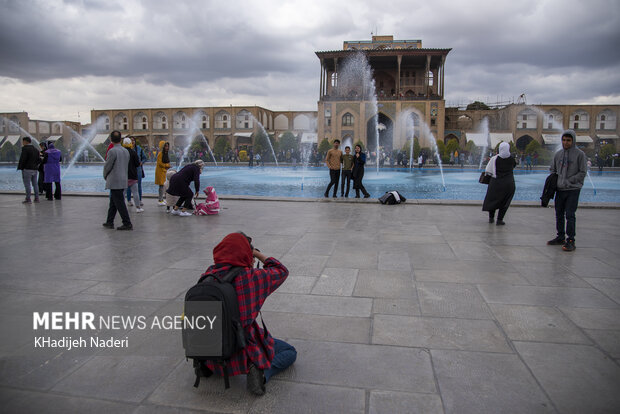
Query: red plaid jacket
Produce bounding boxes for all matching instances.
[201,258,288,376]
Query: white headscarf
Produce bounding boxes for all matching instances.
[485,142,511,178]
[498,142,511,159]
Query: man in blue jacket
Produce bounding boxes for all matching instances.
[547,130,587,251]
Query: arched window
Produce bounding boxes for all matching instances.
[134,113,148,130]
[215,111,231,129]
[114,113,126,131]
[174,111,189,129]
[153,112,168,130]
[544,109,563,130]
[97,114,110,131]
[571,110,589,130]
[597,110,616,130]
[342,113,354,127]
[517,109,537,129]
[236,110,253,129]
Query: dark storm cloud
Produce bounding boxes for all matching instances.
[0,0,309,85]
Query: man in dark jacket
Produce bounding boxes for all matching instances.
[17,137,40,204]
[547,130,587,251]
[103,130,132,230]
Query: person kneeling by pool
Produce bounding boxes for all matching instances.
[198,232,296,395]
[167,160,204,216]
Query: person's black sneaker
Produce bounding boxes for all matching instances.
[102,222,114,229]
[363,194,370,198]
[562,239,576,252]
[116,224,133,231]
[247,364,266,396]
[323,192,328,198]
[547,236,565,245]
[496,220,505,226]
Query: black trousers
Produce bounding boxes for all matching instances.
[325,169,340,196]
[45,182,61,200]
[341,170,352,196]
[175,196,193,209]
[106,189,132,226]
[555,189,580,241]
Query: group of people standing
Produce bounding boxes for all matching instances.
[17,137,62,203]
[482,129,587,251]
[324,140,370,198]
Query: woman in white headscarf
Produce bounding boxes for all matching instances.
[482,142,516,225]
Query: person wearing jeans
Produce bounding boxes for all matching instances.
[547,130,586,251]
[198,232,295,395]
[17,137,40,204]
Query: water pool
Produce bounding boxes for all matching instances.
[1,165,619,203]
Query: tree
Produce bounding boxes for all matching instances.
[214,136,231,160]
[95,143,108,158]
[465,140,478,155]
[318,138,331,157]
[466,101,490,111]
[446,138,460,157]
[279,132,298,153]
[414,137,421,158]
[600,143,616,159]
[252,130,277,162]
[524,139,542,155]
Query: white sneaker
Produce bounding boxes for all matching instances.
[165,209,170,214]
[128,201,133,206]
[158,201,166,206]
[179,211,193,217]
[171,209,180,215]
[136,208,144,213]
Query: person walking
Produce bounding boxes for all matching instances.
[122,138,142,213]
[324,139,342,198]
[127,137,147,207]
[482,142,516,225]
[167,160,204,216]
[352,144,370,198]
[340,146,354,197]
[102,131,132,230]
[17,137,40,204]
[43,142,62,200]
[37,141,47,195]
[155,140,171,205]
[547,130,587,251]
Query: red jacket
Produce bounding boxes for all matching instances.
[201,233,288,376]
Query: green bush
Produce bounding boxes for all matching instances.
[524,139,542,155]
[446,138,459,157]
[600,143,616,159]
[318,138,331,157]
[214,136,231,160]
[279,132,298,153]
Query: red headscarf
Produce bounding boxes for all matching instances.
[213,233,253,267]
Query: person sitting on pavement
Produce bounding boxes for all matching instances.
[199,232,296,395]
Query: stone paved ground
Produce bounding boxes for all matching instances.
[0,194,619,414]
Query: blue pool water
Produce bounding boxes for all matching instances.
[1,165,619,203]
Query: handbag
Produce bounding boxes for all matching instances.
[479,171,491,184]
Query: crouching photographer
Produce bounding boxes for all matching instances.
[196,232,296,395]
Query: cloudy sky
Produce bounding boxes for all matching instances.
[1,0,619,123]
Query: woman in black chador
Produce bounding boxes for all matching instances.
[482,142,516,225]
[352,144,370,198]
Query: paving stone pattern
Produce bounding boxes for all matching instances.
[0,194,619,413]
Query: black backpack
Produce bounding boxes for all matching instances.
[378,191,407,205]
[183,267,247,389]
